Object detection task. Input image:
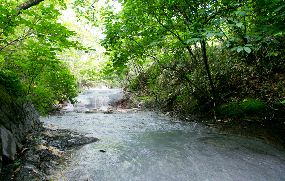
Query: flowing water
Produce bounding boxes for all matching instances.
[40,89,285,181]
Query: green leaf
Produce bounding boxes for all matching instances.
[236,23,243,28]
[150,41,157,46]
[235,11,247,16]
[245,44,252,47]
[243,47,251,53]
[266,51,280,57]
[237,47,243,53]
[226,24,236,27]
[206,33,215,38]
[186,38,200,43]
[215,33,224,37]
[11,9,18,15]
[274,5,285,12]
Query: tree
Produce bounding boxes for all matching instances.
[99,0,284,116]
[101,0,237,102]
[0,0,85,114]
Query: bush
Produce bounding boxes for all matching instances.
[0,70,22,96]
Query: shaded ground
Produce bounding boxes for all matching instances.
[1,123,98,181]
[175,114,285,150]
[118,90,285,150]
[208,120,285,150]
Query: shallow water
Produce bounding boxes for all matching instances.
[41,89,285,181]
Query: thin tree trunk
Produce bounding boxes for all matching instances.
[201,40,216,102]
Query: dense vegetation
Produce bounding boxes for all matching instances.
[0,0,284,130]
[98,0,285,126]
[0,0,86,114]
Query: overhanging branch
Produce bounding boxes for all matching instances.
[16,0,45,14]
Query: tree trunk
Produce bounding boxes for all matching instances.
[201,40,217,102]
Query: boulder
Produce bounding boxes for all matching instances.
[0,126,17,161]
[0,100,40,174]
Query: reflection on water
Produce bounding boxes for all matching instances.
[41,89,285,181]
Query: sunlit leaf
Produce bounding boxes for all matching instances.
[243,47,251,53]
[236,23,243,28]
[206,33,215,38]
[186,38,200,43]
[237,47,243,53]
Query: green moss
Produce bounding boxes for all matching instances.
[216,99,269,117]
[242,99,268,113]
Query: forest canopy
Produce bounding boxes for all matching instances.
[0,0,284,122]
[0,0,86,114]
[100,0,285,124]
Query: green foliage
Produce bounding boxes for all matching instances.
[0,71,22,96]
[0,84,11,105]
[217,99,269,117]
[96,0,284,121]
[14,162,21,166]
[0,0,87,114]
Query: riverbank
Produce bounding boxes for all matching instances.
[1,122,98,180]
[30,107,285,180]
[2,89,283,180]
[158,113,284,150]
[118,90,285,150]
[207,118,285,150]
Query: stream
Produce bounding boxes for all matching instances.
[40,89,285,181]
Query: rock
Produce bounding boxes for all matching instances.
[25,154,40,163]
[40,128,99,149]
[1,120,99,180]
[103,110,113,114]
[0,126,17,161]
[12,164,47,181]
[107,106,114,112]
[85,109,97,113]
[0,99,40,177]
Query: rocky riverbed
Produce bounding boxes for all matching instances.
[1,122,98,180]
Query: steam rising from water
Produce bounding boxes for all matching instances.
[62,88,122,112]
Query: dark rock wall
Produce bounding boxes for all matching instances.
[0,93,40,173]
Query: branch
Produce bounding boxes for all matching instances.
[126,35,209,99]
[153,14,198,64]
[172,5,202,67]
[16,0,45,14]
[204,4,243,25]
[0,16,42,51]
[148,54,211,100]
[0,33,31,51]
[0,0,45,44]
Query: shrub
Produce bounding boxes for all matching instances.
[0,70,22,96]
